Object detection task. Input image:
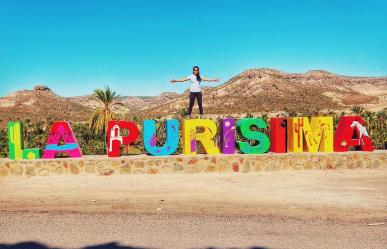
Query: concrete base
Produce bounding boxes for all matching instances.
[0,151,386,177]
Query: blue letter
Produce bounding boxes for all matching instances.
[143,119,179,156]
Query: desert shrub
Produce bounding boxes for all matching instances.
[0,128,7,158]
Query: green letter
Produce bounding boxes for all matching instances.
[236,118,270,154]
[8,122,41,160]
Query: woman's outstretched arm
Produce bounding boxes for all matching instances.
[201,76,220,82]
[170,77,189,83]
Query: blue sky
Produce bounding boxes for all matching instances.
[0,0,386,97]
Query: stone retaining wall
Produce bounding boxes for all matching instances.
[0,151,386,177]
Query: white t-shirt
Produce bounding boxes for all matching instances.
[187,74,201,92]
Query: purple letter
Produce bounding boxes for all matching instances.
[220,118,235,154]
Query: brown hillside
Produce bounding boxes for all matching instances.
[68,92,180,112]
[0,69,385,124]
[0,86,90,124]
[138,68,386,116]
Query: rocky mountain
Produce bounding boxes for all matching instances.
[139,68,387,116]
[0,85,91,124]
[0,69,385,124]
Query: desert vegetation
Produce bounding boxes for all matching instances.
[0,86,385,158]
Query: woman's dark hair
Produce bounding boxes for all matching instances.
[193,66,201,82]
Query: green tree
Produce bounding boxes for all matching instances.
[176,107,189,119]
[284,108,297,118]
[0,127,7,158]
[88,86,121,136]
[351,106,365,115]
[73,123,106,155]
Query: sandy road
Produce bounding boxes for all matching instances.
[1,212,386,249]
[0,168,386,248]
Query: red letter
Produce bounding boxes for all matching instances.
[334,116,374,152]
[107,121,139,157]
[270,118,287,153]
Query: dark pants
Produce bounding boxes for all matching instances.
[188,92,203,115]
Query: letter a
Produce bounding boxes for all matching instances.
[334,116,373,152]
[42,121,82,159]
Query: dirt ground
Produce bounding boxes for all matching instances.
[0,168,386,248]
[1,168,387,221]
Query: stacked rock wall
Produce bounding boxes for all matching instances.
[0,151,385,177]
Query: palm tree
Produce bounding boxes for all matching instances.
[88,86,120,136]
[176,107,189,119]
[362,110,374,127]
[375,110,386,129]
[351,106,365,115]
[245,112,253,118]
[284,108,297,118]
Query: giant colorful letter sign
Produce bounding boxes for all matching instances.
[220,118,235,154]
[269,118,287,153]
[236,118,270,154]
[8,122,41,160]
[42,121,82,158]
[287,117,333,153]
[107,120,139,157]
[143,119,179,156]
[182,119,220,155]
[334,116,374,152]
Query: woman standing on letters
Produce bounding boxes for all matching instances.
[170,66,219,116]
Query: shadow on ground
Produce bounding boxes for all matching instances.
[0,241,270,249]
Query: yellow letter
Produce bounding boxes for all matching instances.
[183,119,220,155]
[287,117,333,153]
